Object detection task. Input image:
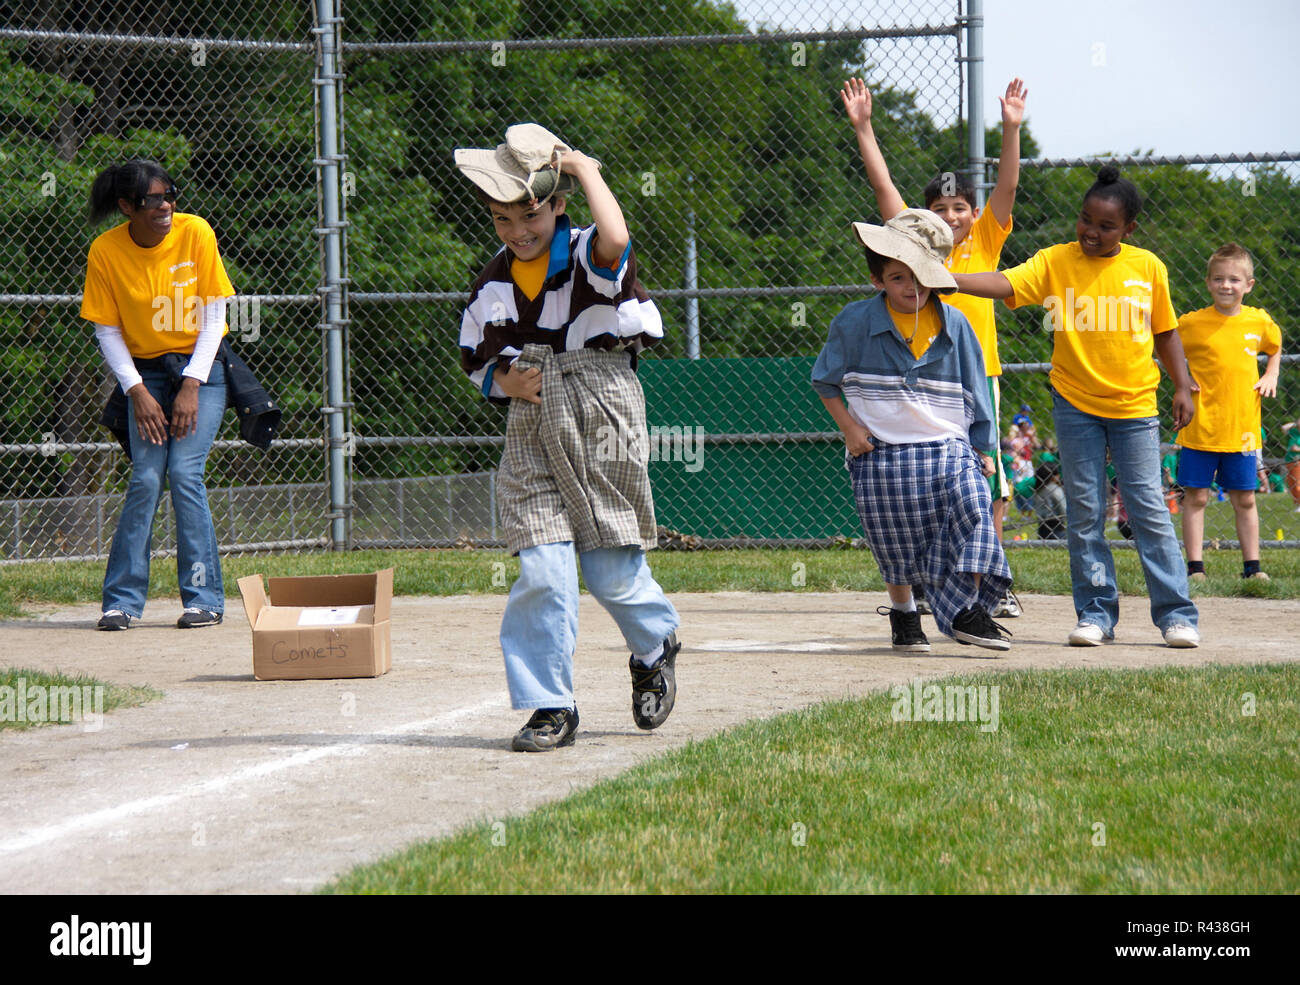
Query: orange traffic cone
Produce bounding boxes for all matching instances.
[1166,489,1180,514]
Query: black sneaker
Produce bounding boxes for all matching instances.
[97,609,132,631]
[177,608,223,629]
[511,706,579,752]
[877,605,930,652]
[912,585,933,615]
[630,631,680,730]
[950,606,1012,652]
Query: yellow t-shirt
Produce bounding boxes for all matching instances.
[511,253,549,301]
[80,213,234,359]
[887,299,942,360]
[942,208,1012,376]
[1003,242,1177,419]
[1176,305,1281,452]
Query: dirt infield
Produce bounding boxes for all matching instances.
[1,590,1297,894]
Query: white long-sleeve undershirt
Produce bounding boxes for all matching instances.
[94,296,228,392]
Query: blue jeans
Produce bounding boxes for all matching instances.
[500,542,680,709]
[103,362,226,617]
[1052,391,1197,635]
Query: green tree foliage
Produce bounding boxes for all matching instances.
[0,0,1295,504]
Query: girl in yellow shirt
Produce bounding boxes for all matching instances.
[80,159,234,631]
[952,165,1200,649]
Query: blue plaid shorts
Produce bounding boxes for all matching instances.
[849,438,1012,636]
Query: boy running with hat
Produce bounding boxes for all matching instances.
[812,209,1013,653]
[455,124,680,751]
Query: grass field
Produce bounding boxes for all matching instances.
[0,668,161,731]
[1003,489,1300,546]
[321,664,1300,894]
[2,544,1298,619]
[5,546,1297,893]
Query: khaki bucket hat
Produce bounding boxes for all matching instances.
[453,123,580,205]
[852,208,957,294]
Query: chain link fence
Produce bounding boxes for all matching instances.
[0,2,326,560]
[1,0,1296,561]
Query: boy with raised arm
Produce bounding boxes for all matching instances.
[455,124,680,751]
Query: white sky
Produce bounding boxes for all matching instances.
[732,0,1300,158]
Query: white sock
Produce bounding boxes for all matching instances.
[894,598,917,613]
[632,643,664,667]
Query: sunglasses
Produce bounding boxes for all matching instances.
[136,187,178,209]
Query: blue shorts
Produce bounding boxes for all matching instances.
[1176,447,1257,491]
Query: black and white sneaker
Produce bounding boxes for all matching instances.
[877,605,930,652]
[630,632,680,730]
[511,706,579,752]
[992,590,1022,618]
[177,608,223,629]
[951,606,1012,652]
[97,609,132,631]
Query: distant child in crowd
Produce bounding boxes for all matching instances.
[1287,420,1300,511]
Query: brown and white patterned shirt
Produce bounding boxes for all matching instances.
[459,216,663,403]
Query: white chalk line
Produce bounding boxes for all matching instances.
[697,638,851,653]
[0,696,505,854]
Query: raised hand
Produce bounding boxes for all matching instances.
[1000,77,1027,127]
[553,146,600,175]
[840,77,874,130]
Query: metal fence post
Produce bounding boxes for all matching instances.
[314,0,352,550]
[963,0,985,207]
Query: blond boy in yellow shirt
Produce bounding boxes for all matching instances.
[842,74,1026,617]
[1175,244,1282,581]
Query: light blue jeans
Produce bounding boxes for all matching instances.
[1052,391,1197,635]
[500,542,679,710]
[103,362,226,617]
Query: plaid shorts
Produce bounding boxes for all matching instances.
[849,438,1012,636]
[498,343,658,555]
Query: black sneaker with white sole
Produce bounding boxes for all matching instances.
[950,606,1012,651]
[511,706,579,752]
[177,608,223,629]
[877,605,930,652]
[97,609,132,631]
[630,631,680,730]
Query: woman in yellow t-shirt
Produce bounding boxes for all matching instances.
[80,159,234,631]
[952,165,1200,650]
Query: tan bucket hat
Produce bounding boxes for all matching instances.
[453,123,580,205]
[852,208,957,294]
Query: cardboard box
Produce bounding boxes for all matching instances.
[237,569,393,681]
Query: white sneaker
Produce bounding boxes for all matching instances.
[1162,624,1200,648]
[992,591,1022,618]
[1067,622,1107,647]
